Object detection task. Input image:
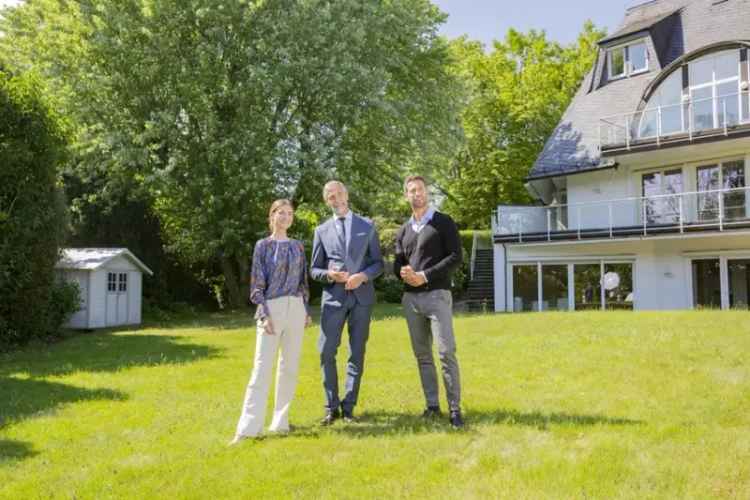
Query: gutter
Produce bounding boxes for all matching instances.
[525,161,619,183]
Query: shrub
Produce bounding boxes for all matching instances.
[0,67,70,347]
[46,279,81,331]
[376,269,404,304]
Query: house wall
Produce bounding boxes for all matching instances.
[566,167,635,229]
[62,270,90,329]
[564,148,750,229]
[89,269,107,328]
[495,231,750,312]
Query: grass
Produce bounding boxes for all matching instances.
[1,306,749,499]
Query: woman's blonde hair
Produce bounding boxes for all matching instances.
[268,199,294,233]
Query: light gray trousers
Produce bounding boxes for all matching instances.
[402,289,461,411]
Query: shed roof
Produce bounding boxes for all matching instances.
[56,248,153,275]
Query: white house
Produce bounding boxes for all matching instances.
[493,0,750,312]
[55,248,153,328]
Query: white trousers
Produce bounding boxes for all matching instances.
[235,295,306,437]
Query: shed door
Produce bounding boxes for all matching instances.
[105,272,129,326]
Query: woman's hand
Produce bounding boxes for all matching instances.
[261,317,275,335]
[305,315,313,328]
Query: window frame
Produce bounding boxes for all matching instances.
[107,272,117,293]
[118,272,128,293]
[607,39,649,80]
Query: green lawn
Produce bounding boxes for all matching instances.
[1,306,749,499]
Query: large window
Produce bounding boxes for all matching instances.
[542,265,569,311]
[729,259,750,309]
[692,259,722,308]
[689,50,740,131]
[512,265,538,312]
[638,48,746,140]
[603,263,634,310]
[574,264,602,311]
[696,160,746,222]
[608,40,649,80]
[642,168,684,224]
[512,261,634,312]
[640,71,684,137]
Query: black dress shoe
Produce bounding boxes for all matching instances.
[422,406,442,419]
[320,408,340,426]
[341,407,356,423]
[449,410,465,429]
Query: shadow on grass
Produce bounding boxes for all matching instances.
[0,439,37,464]
[327,408,642,437]
[0,333,222,378]
[140,303,407,332]
[0,377,127,430]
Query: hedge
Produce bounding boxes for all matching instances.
[0,67,78,347]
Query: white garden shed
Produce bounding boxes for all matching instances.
[55,248,153,329]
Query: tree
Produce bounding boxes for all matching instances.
[1,0,461,308]
[443,22,606,228]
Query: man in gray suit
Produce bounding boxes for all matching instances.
[311,180,383,424]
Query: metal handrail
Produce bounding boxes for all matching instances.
[599,89,750,149]
[494,185,750,240]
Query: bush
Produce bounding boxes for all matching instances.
[0,67,70,347]
[378,227,400,261]
[47,280,81,330]
[376,269,404,303]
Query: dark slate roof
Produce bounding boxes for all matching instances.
[528,0,750,181]
[598,8,679,45]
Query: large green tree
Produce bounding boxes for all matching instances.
[1,0,461,307]
[443,22,605,228]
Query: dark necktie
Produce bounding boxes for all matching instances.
[337,217,347,252]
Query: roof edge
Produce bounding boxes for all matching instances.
[57,248,154,276]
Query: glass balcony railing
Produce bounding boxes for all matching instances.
[492,186,750,242]
[599,89,750,150]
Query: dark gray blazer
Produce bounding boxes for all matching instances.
[310,213,383,306]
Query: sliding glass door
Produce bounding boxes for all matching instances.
[692,259,722,308]
[728,259,750,309]
[574,264,601,311]
[512,261,634,312]
[604,263,634,310]
[542,265,569,311]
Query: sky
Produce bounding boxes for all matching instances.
[432,0,629,47]
[1,0,628,46]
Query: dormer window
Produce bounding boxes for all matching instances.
[608,40,649,79]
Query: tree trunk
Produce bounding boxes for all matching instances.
[220,254,243,310]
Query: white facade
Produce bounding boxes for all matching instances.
[55,248,153,329]
[494,231,750,312]
[494,144,750,313]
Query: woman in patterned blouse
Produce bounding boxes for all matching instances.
[231,199,312,443]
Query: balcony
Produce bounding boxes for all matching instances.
[493,186,750,243]
[599,89,750,153]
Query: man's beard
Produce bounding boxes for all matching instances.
[410,199,426,210]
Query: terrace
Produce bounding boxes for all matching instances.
[493,185,750,244]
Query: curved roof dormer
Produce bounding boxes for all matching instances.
[628,41,750,142]
[639,40,750,105]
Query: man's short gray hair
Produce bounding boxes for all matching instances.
[323,180,348,198]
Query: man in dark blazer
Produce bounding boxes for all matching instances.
[311,180,384,424]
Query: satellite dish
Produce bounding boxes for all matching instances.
[603,272,620,291]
